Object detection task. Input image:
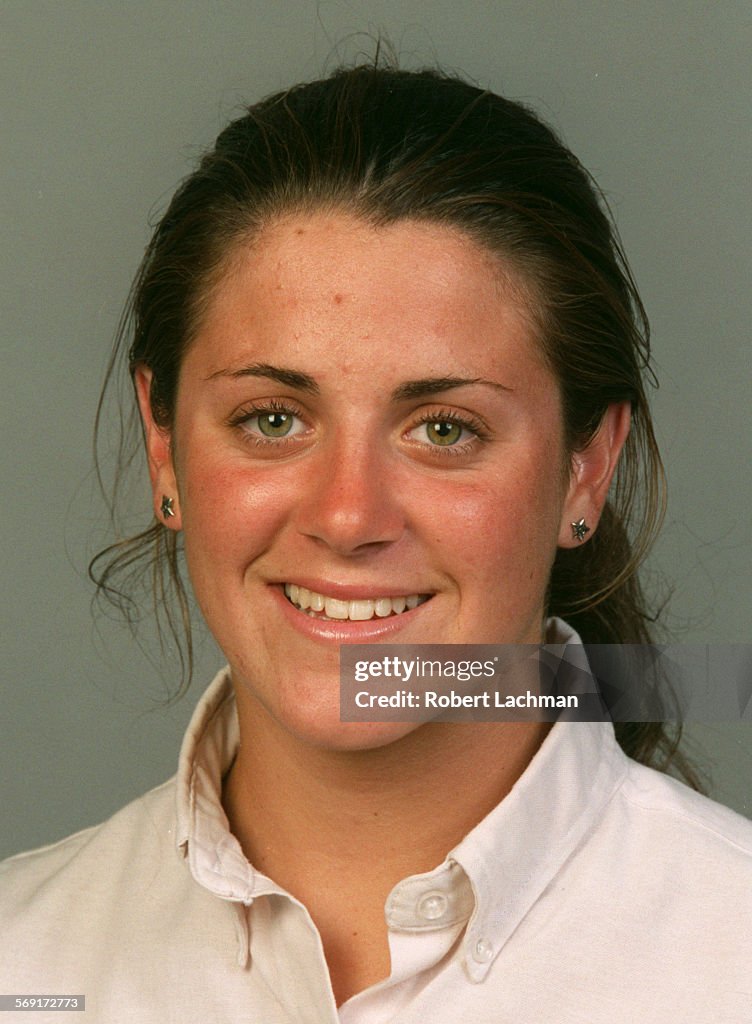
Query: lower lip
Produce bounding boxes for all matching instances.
[272,586,431,643]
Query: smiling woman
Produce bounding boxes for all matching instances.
[137,213,611,754]
[1,62,751,1022]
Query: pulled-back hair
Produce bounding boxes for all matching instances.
[92,62,697,784]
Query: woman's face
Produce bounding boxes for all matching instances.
[139,213,624,749]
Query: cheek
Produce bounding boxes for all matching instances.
[177,452,291,574]
[428,455,566,571]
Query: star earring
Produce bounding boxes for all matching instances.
[571,518,590,542]
[160,495,176,521]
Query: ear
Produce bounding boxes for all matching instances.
[134,366,182,530]
[558,402,631,548]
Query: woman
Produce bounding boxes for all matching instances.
[2,64,750,1022]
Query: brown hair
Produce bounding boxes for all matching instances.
[91,62,698,785]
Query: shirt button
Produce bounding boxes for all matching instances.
[417,891,449,921]
[472,938,494,963]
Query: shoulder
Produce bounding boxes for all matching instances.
[0,775,239,1003]
[532,752,752,1018]
[0,777,181,956]
[588,755,752,937]
[620,757,752,862]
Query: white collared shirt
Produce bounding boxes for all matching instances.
[2,633,752,1022]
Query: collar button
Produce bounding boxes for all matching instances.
[417,891,449,922]
[472,937,494,964]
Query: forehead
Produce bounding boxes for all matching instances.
[186,211,548,388]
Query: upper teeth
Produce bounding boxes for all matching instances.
[284,583,424,621]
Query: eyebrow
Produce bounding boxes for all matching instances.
[390,376,511,401]
[207,363,510,399]
[207,362,320,394]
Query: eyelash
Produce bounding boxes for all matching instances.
[228,402,490,454]
[228,399,310,446]
[407,408,490,455]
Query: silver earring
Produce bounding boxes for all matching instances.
[160,495,176,520]
[571,518,590,542]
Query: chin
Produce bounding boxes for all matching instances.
[233,664,422,754]
[282,711,421,754]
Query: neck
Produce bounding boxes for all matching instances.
[222,692,549,1003]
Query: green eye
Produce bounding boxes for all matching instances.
[234,403,308,444]
[425,420,463,446]
[257,412,295,437]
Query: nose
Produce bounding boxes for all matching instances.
[296,437,406,556]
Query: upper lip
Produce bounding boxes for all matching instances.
[275,579,433,601]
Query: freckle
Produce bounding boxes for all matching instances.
[333,293,343,305]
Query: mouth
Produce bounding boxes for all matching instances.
[283,583,431,622]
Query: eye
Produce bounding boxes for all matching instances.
[230,401,309,442]
[420,420,467,446]
[407,415,478,448]
[254,410,298,437]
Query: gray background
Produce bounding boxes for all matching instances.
[1,0,750,861]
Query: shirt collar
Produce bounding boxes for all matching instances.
[175,666,261,902]
[379,619,629,981]
[452,716,626,979]
[174,620,629,980]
